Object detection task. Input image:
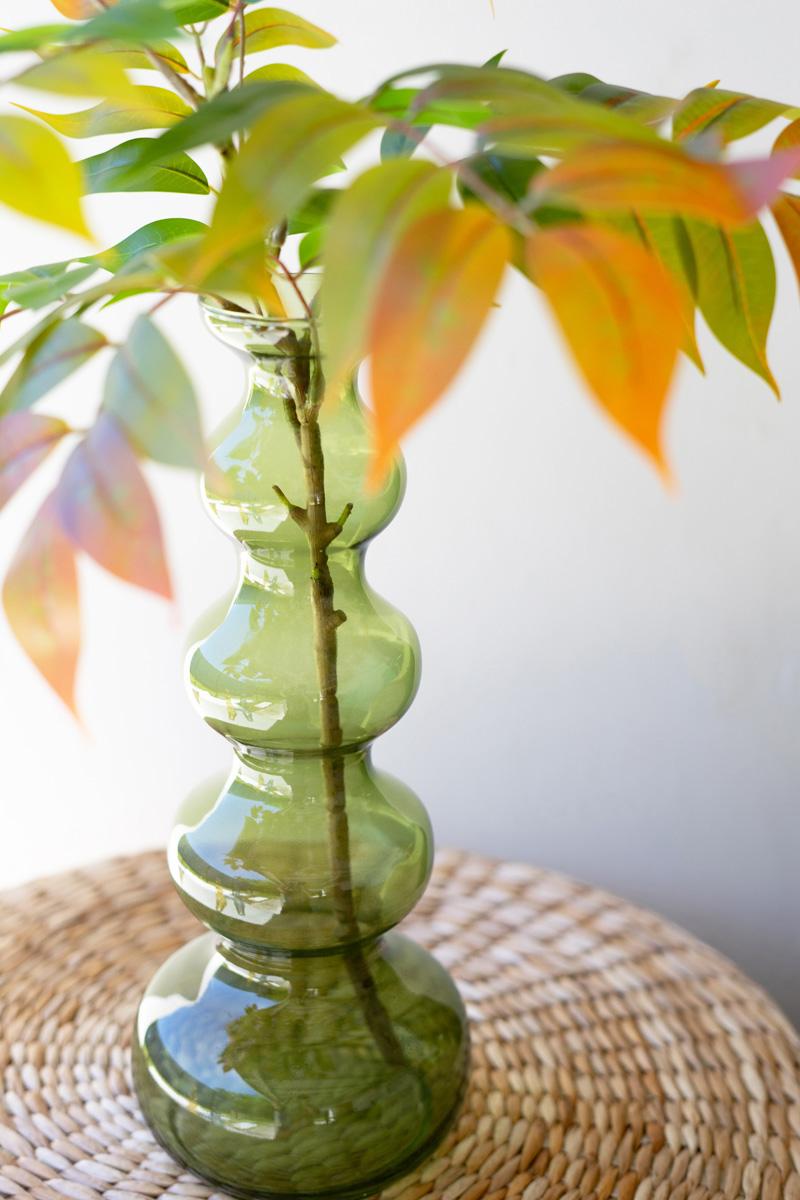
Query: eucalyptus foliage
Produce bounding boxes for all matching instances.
[1,0,800,710]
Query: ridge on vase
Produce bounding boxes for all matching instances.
[132,290,470,1200]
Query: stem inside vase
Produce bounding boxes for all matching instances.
[279,332,406,1067]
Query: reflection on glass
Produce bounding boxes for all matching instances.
[132,305,469,1199]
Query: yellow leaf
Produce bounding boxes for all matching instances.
[526,225,684,470]
[0,116,90,237]
[16,87,191,138]
[368,207,510,485]
[3,496,81,713]
[15,47,137,102]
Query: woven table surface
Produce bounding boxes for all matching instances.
[1,851,798,1200]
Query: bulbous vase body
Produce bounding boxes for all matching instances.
[132,303,469,1199]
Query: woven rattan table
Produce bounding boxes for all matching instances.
[1,850,798,1200]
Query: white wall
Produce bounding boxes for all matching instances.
[1,0,799,1026]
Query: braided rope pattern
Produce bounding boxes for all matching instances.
[0,851,798,1200]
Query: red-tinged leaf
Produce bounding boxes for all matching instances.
[55,413,171,598]
[673,87,788,144]
[772,193,800,295]
[368,206,510,484]
[2,495,80,712]
[774,118,800,168]
[321,160,452,398]
[0,413,69,510]
[727,148,800,213]
[525,225,685,469]
[533,140,800,227]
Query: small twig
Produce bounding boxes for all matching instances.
[144,48,202,108]
[272,484,308,527]
[391,118,536,236]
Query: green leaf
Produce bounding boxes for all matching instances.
[17,86,191,138]
[483,50,508,68]
[458,151,543,205]
[399,65,662,154]
[0,413,70,511]
[0,116,89,236]
[0,261,73,314]
[55,412,171,598]
[203,92,378,270]
[0,318,108,414]
[91,218,208,272]
[0,26,72,55]
[674,87,789,144]
[233,7,336,53]
[286,188,336,234]
[1,263,97,310]
[298,226,324,268]
[103,314,205,468]
[121,80,308,173]
[380,125,430,160]
[687,219,778,393]
[80,138,209,194]
[321,159,452,397]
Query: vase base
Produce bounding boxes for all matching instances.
[132,931,469,1199]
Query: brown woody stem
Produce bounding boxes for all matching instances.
[283,348,406,1068]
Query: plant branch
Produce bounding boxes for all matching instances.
[282,351,407,1068]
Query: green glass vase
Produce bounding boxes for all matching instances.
[132,295,469,1200]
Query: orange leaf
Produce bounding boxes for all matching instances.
[368,207,510,484]
[0,413,69,510]
[48,0,101,15]
[772,192,800,295]
[533,140,800,226]
[55,413,172,598]
[526,225,684,469]
[3,495,80,712]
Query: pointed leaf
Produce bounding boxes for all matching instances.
[674,87,788,144]
[233,7,335,53]
[322,160,452,398]
[103,315,205,468]
[0,116,89,237]
[202,92,378,271]
[368,206,510,482]
[687,219,778,394]
[80,138,209,194]
[55,413,171,598]
[91,218,208,272]
[2,263,97,311]
[17,86,191,138]
[525,225,684,467]
[2,495,80,712]
[120,80,308,173]
[532,140,797,226]
[0,413,70,510]
[772,192,800,296]
[1,319,108,415]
